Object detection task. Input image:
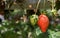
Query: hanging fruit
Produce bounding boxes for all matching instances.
[37,14,49,32]
[30,14,38,26]
[51,9,57,16]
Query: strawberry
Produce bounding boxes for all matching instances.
[37,14,49,32]
[30,14,38,26]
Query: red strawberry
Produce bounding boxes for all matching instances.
[37,14,49,32]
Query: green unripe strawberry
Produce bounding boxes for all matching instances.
[30,14,38,25]
[51,9,57,16]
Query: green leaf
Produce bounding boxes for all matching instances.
[36,27,42,36]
